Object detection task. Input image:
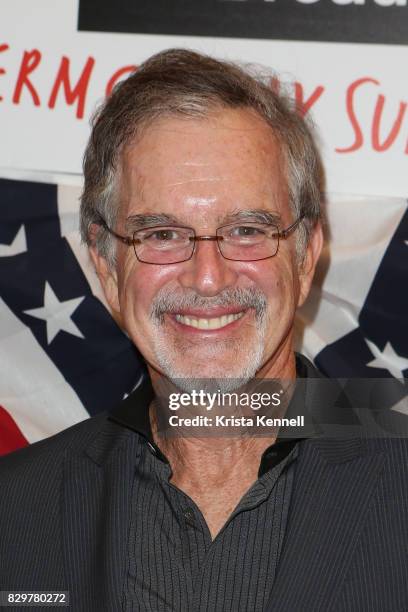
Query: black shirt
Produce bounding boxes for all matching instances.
[109,355,315,611]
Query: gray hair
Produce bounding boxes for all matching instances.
[80,48,324,265]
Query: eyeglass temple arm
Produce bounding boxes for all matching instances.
[278,214,305,239]
[95,214,138,246]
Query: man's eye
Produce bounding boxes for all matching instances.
[230,225,265,238]
[145,229,179,241]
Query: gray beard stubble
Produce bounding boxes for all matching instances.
[149,287,268,392]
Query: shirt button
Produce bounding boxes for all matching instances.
[183,508,195,523]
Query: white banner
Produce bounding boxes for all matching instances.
[0,0,407,197]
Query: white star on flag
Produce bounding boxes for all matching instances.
[366,339,408,380]
[24,282,85,344]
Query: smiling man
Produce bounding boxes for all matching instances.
[89,104,320,386]
[1,49,408,612]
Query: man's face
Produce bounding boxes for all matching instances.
[92,108,322,382]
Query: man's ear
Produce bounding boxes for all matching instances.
[297,222,324,308]
[88,243,121,316]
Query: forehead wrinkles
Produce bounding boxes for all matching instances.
[129,116,275,165]
[120,112,288,211]
[122,146,224,204]
[123,159,230,209]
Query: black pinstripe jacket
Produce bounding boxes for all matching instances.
[1,407,408,611]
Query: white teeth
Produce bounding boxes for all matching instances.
[175,312,244,330]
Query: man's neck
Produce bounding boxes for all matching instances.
[150,417,279,538]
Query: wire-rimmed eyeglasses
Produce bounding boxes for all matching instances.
[95,213,305,265]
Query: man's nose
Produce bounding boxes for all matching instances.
[177,238,238,296]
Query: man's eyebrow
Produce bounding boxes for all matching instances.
[124,213,182,231]
[124,209,282,231]
[219,209,282,225]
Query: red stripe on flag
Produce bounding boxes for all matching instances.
[0,405,29,456]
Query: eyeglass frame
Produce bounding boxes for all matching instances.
[94,212,305,265]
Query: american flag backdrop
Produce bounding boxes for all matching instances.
[0,177,407,455]
[0,178,144,455]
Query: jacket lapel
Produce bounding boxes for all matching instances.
[61,420,139,612]
[266,437,386,611]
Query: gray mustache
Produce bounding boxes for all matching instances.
[150,287,267,322]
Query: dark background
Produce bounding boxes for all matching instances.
[78,0,407,45]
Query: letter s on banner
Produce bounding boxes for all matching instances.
[336,77,379,153]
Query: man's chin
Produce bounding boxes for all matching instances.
[165,374,252,394]
[155,356,262,393]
